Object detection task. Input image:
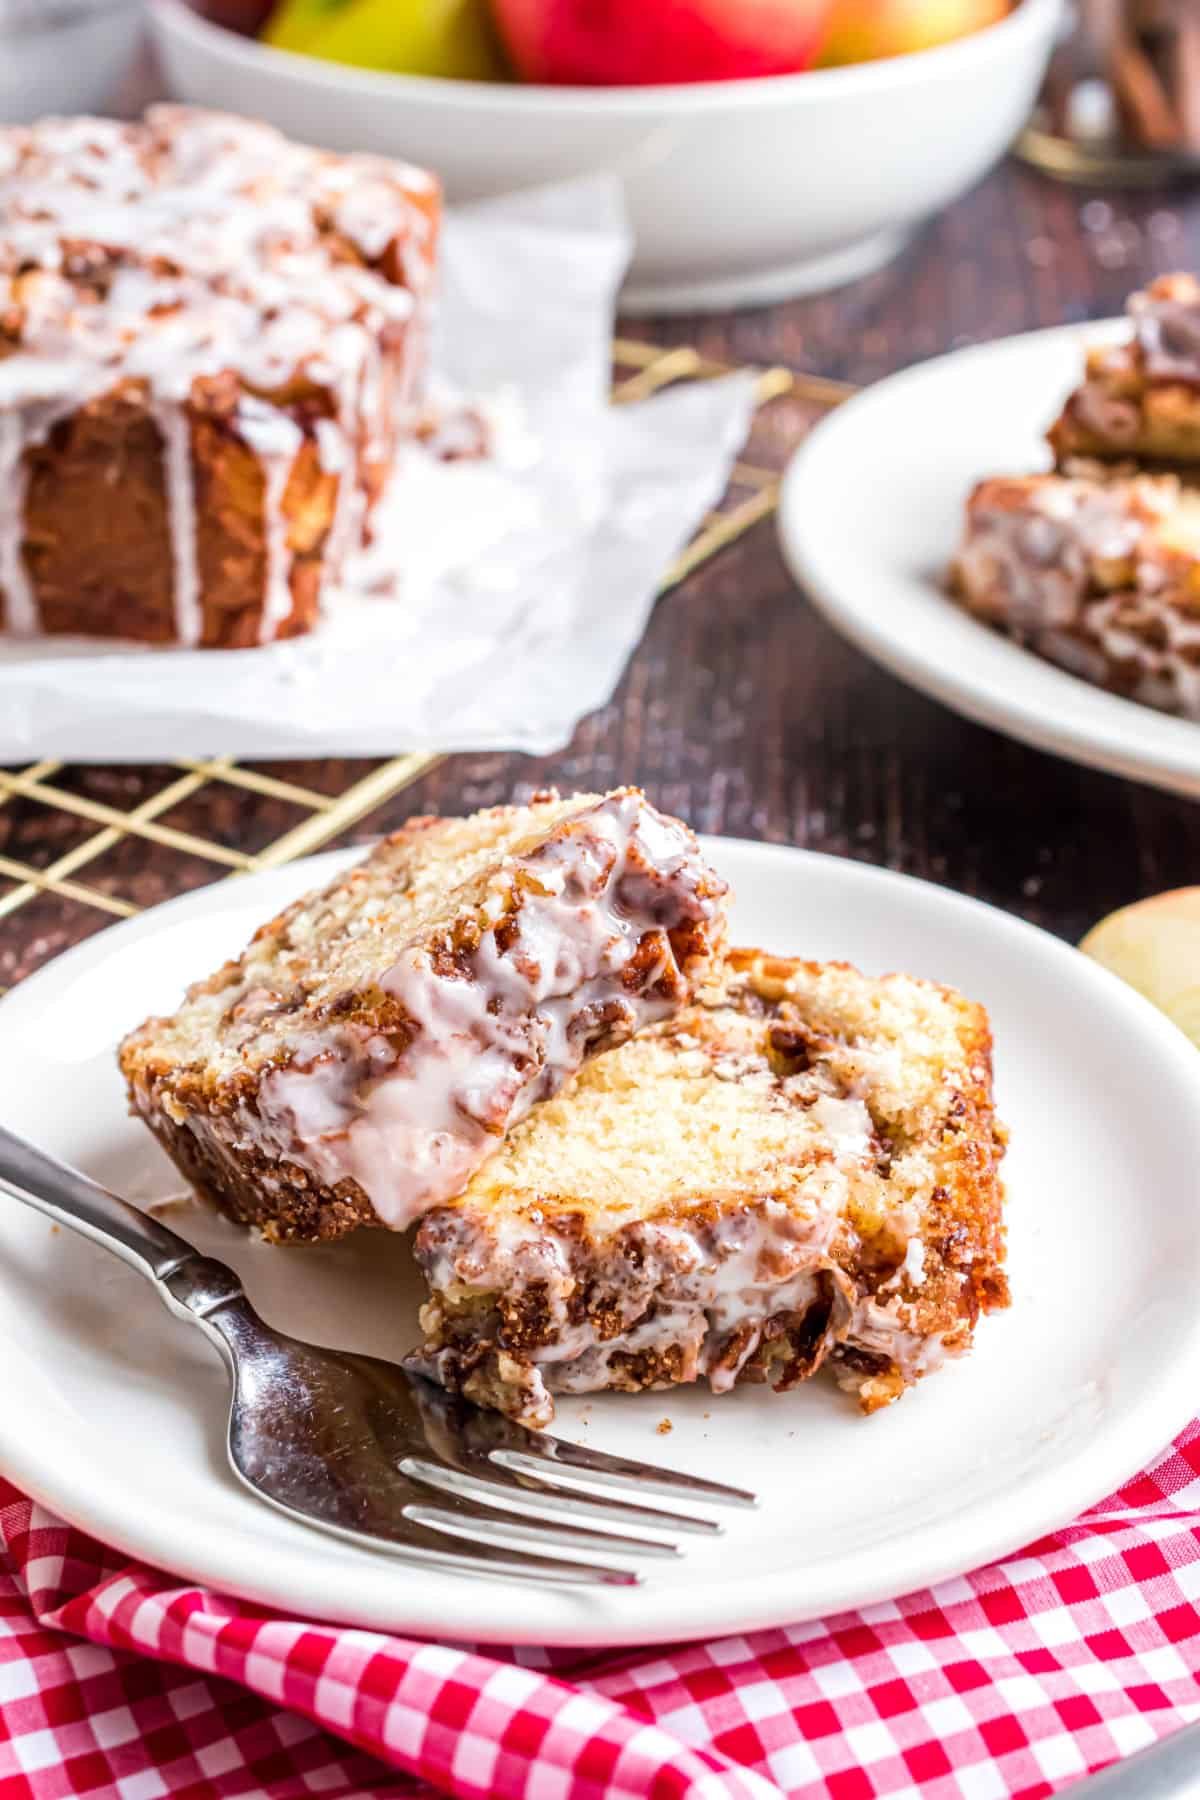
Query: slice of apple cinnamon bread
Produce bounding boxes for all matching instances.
[408,947,1008,1426]
[119,788,729,1242]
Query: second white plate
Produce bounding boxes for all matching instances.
[779,321,1200,799]
[2,838,1200,1647]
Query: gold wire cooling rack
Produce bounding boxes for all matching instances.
[0,339,852,990]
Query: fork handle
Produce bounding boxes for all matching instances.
[0,1121,243,1333]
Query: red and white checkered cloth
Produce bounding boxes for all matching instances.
[5,1419,1200,1800]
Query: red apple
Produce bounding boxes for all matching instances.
[488,0,833,85]
[196,0,276,33]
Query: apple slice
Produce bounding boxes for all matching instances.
[1081,889,1200,1049]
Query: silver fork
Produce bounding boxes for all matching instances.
[0,1125,755,1586]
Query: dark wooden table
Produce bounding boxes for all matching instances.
[5,152,1200,985]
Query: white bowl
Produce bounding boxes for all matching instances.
[151,0,1061,314]
[0,1,146,123]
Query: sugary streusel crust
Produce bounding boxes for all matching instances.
[409,946,1008,1426]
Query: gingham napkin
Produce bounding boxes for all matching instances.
[5,1419,1200,1800]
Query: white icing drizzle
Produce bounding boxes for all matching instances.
[547,1269,833,1401]
[809,1092,874,1161]
[881,1235,926,1292]
[238,792,722,1230]
[957,474,1182,630]
[259,458,295,644]
[414,1182,951,1421]
[237,398,305,643]
[965,483,1145,622]
[150,399,201,648]
[1042,593,1200,722]
[1130,282,1200,385]
[413,1196,846,1421]
[0,107,436,642]
[841,1296,946,1380]
[321,360,371,580]
[957,473,1200,721]
[0,411,36,635]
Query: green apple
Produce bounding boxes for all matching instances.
[262,0,345,51]
[264,0,510,79]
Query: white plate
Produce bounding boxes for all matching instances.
[2,838,1199,1649]
[778,322,1200,800]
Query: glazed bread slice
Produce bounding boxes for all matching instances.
[1048,275,1200,467]
[120,789,728,1241]
[952,465,1200,719]
[409,947,1008,1427]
